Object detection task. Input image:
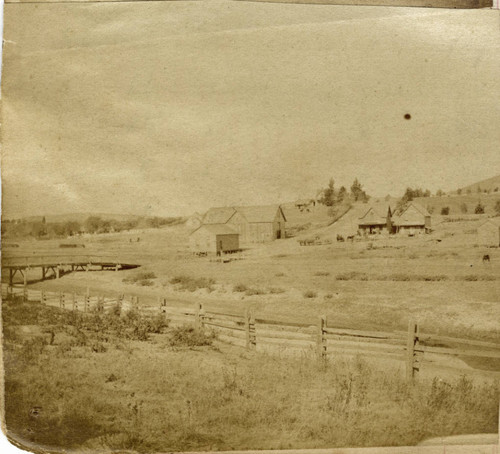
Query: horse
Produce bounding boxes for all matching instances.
[482,254,490,263]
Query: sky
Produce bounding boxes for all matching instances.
[2,1,500,218]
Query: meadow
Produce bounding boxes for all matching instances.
[2,297,499,452]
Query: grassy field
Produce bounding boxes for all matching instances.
[2,298,499,452]
[6,212,499,342]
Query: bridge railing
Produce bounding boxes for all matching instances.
[1,255,122,267]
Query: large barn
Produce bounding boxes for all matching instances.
[358,204,392,234]
[189,224,240,255]
[201,205,286,243]
[392,203,431,235]
[477,218,500,247]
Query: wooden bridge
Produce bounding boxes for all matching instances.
[1,255,140,286]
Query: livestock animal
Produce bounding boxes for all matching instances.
[482,254,490,263]
[336,235,345,242]
[346,235,355,242]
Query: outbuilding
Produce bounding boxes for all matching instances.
[189,224,240,255]
[477,218,500,247]
[202,205,286,243]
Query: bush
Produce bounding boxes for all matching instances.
[233,283,248,293]
[475,202,485,214]
[303,290,317,299]
[269,287,285,294]
[169,326,216,347]
[245,287,266,296]
[440,207,450,215]
[123,271,157,286]
[336,271,368,281]
[170,276,216,292]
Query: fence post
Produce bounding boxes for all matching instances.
[85,288,90,312]
[245,309,256,350]
[23,270,28,302]
[59,292,64,309]
[317,315,327,360]
[40,290,45,305]
[195,302,203,330]
[406,320,419,381]
[72,293,77,311]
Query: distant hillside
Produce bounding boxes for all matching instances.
[457,175,500,195]
[414,193,500,216]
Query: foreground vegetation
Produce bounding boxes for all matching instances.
[2,299,499,452]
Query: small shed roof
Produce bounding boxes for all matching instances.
[191,224,238,236]
[234,205,287,223]
[478,218,500,228]
[203,207,237,224]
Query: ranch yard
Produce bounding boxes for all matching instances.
[7,215,500,342]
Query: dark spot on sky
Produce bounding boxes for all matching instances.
[404,114,411,120]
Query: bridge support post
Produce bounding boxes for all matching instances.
[56,266,60,279]
[9,268,13,286]
[23,270,28,302]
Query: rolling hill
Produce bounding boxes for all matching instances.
[457,175,500,195]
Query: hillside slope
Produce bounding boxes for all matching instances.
[458,175,500,194]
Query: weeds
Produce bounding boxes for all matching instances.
[170,275,216,292]
[314,271,330,276]
[169,325,216,347]
[303,290,317,298]
[123,271,157,287]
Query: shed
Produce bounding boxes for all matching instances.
[393,203,431,235]
[189,224,240,255]
[477,218,500,247]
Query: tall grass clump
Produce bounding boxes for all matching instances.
[170,275,216,292]
[123,271,157,286]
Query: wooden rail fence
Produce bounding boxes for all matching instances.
[2,283,500,381]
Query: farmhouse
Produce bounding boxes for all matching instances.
[202,205,286,243]
[477,218,500,247]
[189,224,239,255]
[358,204,392,234]
[392,203,431,235]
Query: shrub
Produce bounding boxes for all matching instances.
[303,290,317,299]
[123,271,157,284]
[233,283,248,293]
[440,207,450,215]
[275,272,285,277]
[169,326,216,347]
[336,271,368,281]
[475,202,485,214]
[245,287,266,296]
[170,276,216,292]
[269,287,285,294]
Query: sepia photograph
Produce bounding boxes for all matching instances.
[1,1,500,453]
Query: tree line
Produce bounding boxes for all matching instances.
[1,215,184,239]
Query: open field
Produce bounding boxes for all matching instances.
[4,213,500,343]
[2,298,499,452]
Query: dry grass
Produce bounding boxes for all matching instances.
[3,300,499,453]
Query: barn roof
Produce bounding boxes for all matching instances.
[393,203,430,226]
[234,205,287,223]
[202,207,237,224]
[191,224,238,235]
[358,204,391,225]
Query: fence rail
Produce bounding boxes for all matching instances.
[2,283,500,381]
